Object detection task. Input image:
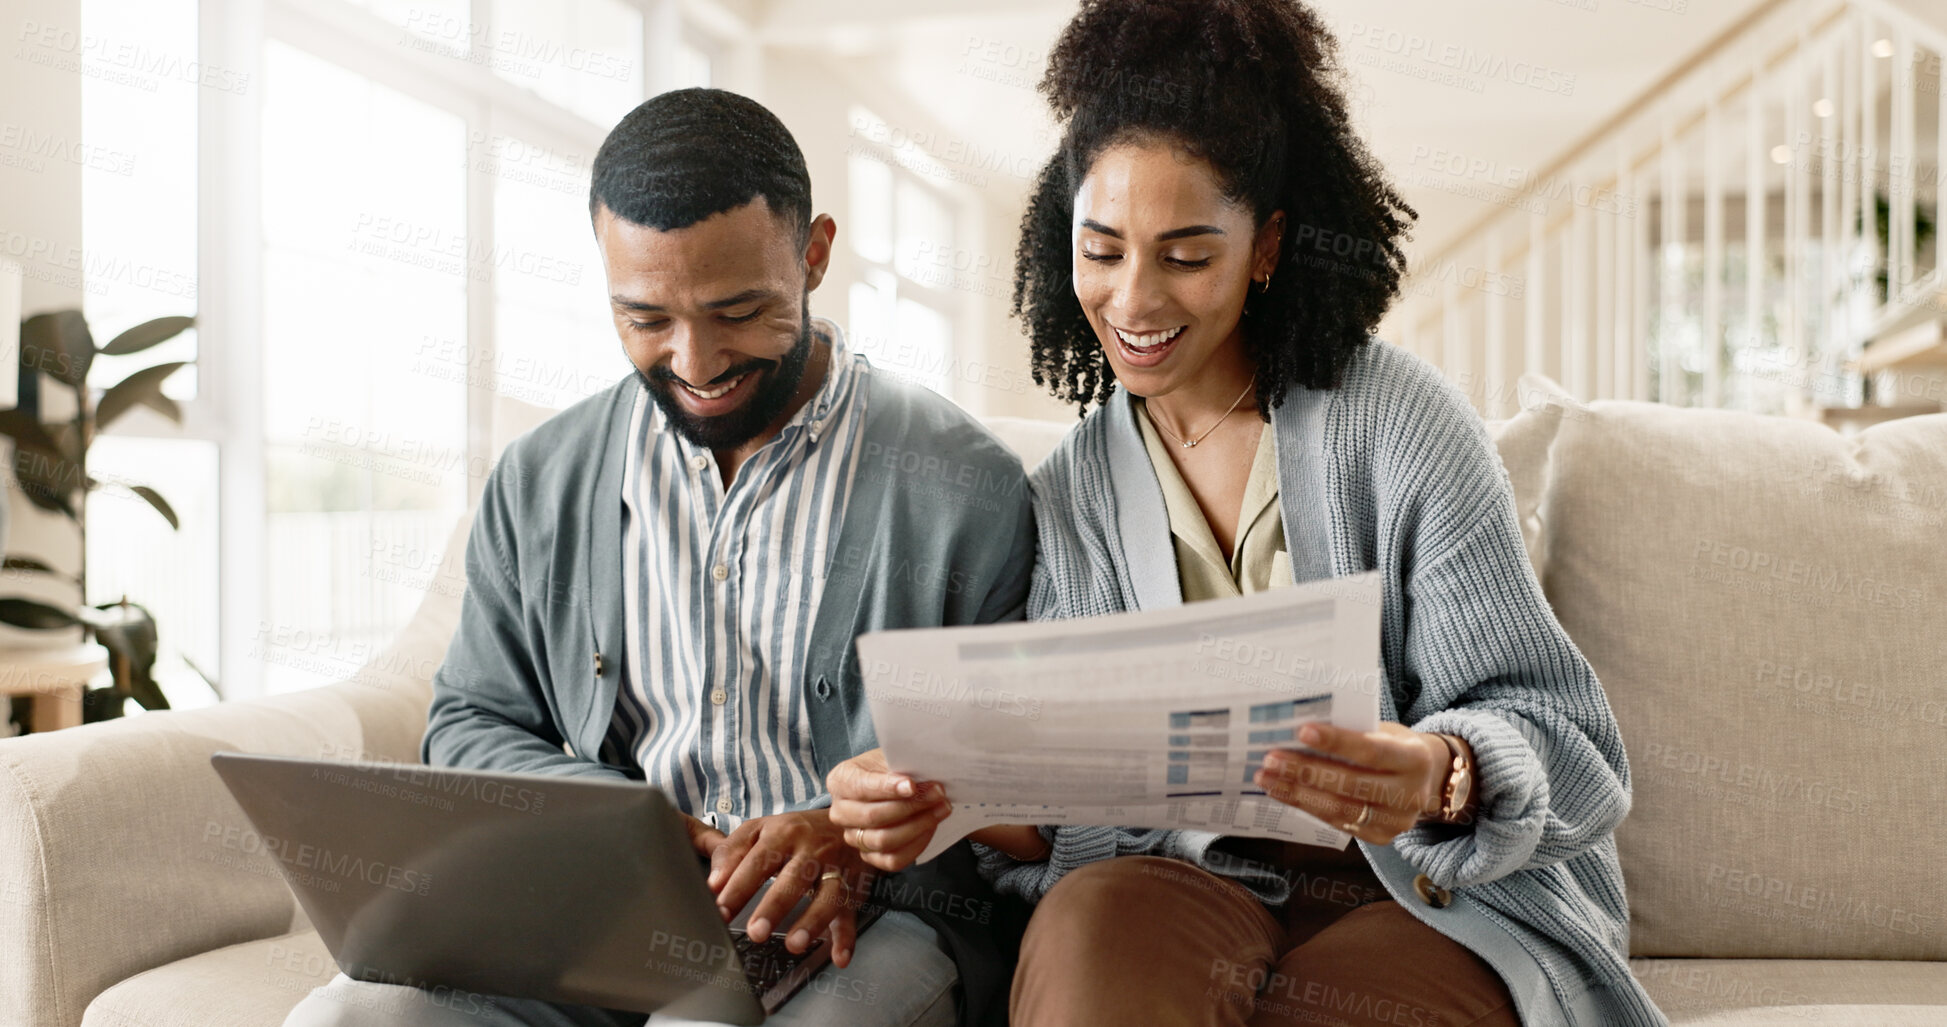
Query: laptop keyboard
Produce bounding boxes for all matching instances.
[732,902,886,1000]
[734,930,811,995]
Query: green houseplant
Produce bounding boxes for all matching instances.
[0,309,193,723]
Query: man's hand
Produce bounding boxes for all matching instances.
[826,748,953,872]
[682,813,728,860]
[704,809,876,967]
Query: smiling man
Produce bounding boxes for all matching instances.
[283,88,1035,1027]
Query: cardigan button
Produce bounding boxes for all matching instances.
[1412,873,1452,909]
[815,675,832,700]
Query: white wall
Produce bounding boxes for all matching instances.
[1,0,89,647]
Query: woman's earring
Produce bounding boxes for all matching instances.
[1259,274,1272,294]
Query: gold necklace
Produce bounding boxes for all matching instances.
[1144,378,1256,449]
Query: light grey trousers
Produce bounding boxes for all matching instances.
[281,911,957,1027]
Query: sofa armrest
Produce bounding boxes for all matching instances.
[0,677,430,1027]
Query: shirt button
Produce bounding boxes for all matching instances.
[716,797,733,814]
[689,455,708,471]
[711,563,729,582]
[1412,873,1453,909]
[710,689,726,705]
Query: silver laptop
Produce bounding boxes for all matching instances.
[210,752,880,1022]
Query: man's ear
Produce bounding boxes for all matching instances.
[1255,210,1286,281]
[802,214,838,292]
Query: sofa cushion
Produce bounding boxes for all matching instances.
[1630,958,1947,1025]
[1527,376,1947,959]
[82,929,330,1027]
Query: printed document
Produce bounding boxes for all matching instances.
[858,572,1384,864]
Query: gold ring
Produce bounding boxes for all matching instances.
[848,827,870,852]
[820,869,843,885]
[1340,803,1374,834]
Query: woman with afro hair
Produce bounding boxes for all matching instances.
[828,1,1666,1024]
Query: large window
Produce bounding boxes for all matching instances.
[71,0,732,698]
[68,0,741,698]
[257,41,471,693]
[845,106,961,399]
[79,0,214,707]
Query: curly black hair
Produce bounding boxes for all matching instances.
[1012,0,1417,415]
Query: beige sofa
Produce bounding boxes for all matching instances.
[3,381,1944,1027]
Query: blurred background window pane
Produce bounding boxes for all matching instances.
[491,0,645,129]
[895,178,953,284]
[678,41,713,90]
[81,0,199,398]
[259,41,468,693]
[85,438,219,708]
[491,134,620,409]
[847,152,894,266]
[844,109,960,400]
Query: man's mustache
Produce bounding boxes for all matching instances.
[650,358,773,390]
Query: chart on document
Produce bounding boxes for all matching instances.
[858,573,1385,863]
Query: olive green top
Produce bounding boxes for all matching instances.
[1133,399,1291,599]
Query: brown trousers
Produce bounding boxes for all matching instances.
[1011,843,1522,1027]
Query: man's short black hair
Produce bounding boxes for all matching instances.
[589,87,812,243]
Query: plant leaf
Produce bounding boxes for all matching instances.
[101,315,195,356]
[128,485,180,530]
[19,310,94,388]
[0,409,68,458]
[2,555,62,576]
[11,443,84,521]
[95,361,189,431]
[138,390,183,423]
[0,598,82,630]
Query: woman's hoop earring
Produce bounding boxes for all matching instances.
[1259,276,1272,294]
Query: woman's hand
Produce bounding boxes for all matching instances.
[1253,722,1459,845]
[826,748,954,872]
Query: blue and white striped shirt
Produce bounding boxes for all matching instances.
[599,319,868,830]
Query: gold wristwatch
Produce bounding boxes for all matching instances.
[1430,733,1474,824]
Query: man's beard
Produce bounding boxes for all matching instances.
[636,307,816,452]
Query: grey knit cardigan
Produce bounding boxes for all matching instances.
[975,340,1667,1026]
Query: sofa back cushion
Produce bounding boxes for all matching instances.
[1518,377,1947,959]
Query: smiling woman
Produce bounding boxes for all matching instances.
[825,2,1667,1025]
